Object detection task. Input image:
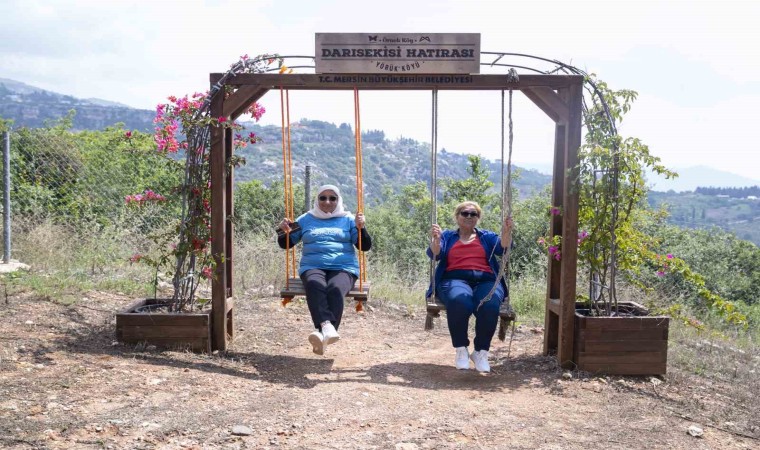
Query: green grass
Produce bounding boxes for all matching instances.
[509,276,546,325]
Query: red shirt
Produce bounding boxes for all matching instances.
[445,239,493,273]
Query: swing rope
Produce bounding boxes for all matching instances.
[475,69,519,341]
[427,89,439,303]
[280,88,296,289]
[423,89,439,331]
[353,88,366,292]
[353,88,368,312]
[286,90,296,276]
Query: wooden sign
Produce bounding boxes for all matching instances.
[316,33,480,74]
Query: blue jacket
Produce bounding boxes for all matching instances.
[425,228,509,299]
[287,213,362,277]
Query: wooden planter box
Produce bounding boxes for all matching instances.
[115,299,212,353]
[574,301,669,375]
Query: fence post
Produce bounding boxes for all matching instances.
[304,164,311,212]
[3,130,10,263]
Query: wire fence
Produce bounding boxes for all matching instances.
[0,124,308,296]
[0,125,184,282]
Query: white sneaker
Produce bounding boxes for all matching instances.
[470,350,491,373]
[308,331,324,355]
[321,321,340,346]
[455,346,470,370]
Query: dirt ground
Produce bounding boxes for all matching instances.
[0,291,757,449]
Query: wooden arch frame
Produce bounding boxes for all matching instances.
[208,72,583,369]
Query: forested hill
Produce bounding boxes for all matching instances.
[235,119,551,202]
[0,78,155,132]
[649,190,760,245]
[694,186,760,198]
[0,78,549,201]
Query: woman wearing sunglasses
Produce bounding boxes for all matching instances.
[427,201,513,372]
[277,184,372,355]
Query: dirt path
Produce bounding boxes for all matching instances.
[0,293,755,449]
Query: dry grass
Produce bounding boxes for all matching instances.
[666,322,760,436]
[7,220,154,300]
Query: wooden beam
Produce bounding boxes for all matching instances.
[557,81,583,369]
[210,89,228,352]
[523,87,569,124]
[223,85,267,119]
[230,88,269,120]
[210,73,584,91]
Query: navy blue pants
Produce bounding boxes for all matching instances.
[437,270,504,351]
[301,269,356,331]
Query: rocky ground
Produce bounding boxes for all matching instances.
[0,291,757,449]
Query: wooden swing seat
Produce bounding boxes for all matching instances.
[280,277,371,302]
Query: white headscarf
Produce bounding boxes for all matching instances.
[308,184,350,219]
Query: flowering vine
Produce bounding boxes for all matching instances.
[537,205,590,262]
[125,53,283,311]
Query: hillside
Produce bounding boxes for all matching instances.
[0,78,549,202]
[0,78,154,132]
[236,119,551,203]
[5,76,760,246]
[648,190,760,245]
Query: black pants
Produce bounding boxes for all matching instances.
[300,269,357,331]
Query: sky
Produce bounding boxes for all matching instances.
[1,0,759,183]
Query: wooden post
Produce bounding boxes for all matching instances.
[544,121,565,355]
[210,85,228,352]
[224,127,234,341]
[557,81,583,368]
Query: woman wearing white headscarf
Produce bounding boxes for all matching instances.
[278,184,372,355]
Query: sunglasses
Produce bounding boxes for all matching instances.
[459,210,479,218]
[319,195,338,202]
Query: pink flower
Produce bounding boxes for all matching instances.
[129,254,142,263]
[218,116,227,123]
[537,237,545,245]
[201,267,213,280]
[548,246,558,255]
[553,251,561,261]
[247,102,266,121]
[125,131,132,138]
[125,190,166,205]
[666,253,674,259]
[656,270,665,277]
[550,207,561,216]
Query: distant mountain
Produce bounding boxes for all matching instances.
[648,165,760,193]
[0,77,154,132]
